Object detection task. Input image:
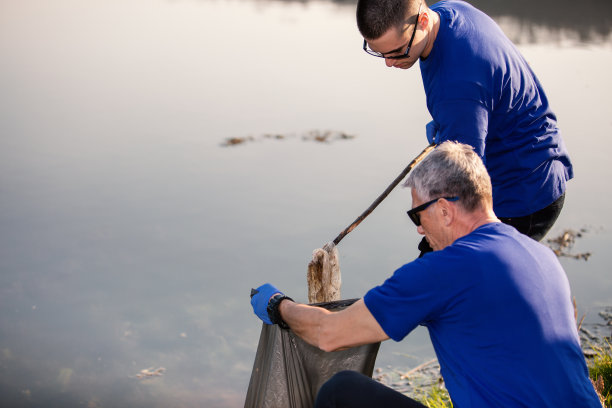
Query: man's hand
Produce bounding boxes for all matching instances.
[250,283,284,325]
[426,120,439,144]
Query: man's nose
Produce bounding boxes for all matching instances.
[385,57,396,67]
[417,225,425,235]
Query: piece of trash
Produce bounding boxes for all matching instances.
[302,130,356,143]
[546,228,591,260]
[262,133,285,140]
[221,130,356,147]
[134,367,166,380]
[221,136,254,146]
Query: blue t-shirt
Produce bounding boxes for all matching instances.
[364,223,600,407]
[420,1,573,217]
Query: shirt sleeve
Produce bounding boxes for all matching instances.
[432,96,490,162]
[363,257,453,342]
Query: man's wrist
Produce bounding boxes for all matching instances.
[267,293,293,329]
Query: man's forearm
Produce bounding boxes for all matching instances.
[278,299,335,350]
[278,298,389,352]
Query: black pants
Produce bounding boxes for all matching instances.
[418,193,565,256]
[315,370,427,408]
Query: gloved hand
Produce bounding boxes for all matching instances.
[426,120,439,144]
[250,283,283,325]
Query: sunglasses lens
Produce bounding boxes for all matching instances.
[407,211,421,226]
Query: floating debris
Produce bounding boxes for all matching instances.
[599,308,612,326]
[134,367,166,380]
[546,228,591,260]
[262,133,286,140]
[222,136,255,146]
[302,130,356,143]
[221,130,356,147]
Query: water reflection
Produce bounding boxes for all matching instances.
[461,0,611,43]
[264,0,612,44]
[1,0,611,407]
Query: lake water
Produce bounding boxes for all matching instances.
[1,0,611,406]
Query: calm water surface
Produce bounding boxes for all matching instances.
[1,0,611,406]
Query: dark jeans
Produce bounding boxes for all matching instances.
[418,193,566,257]
[315,370,427,408]
[498,193,565,242]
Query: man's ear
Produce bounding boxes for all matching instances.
[418,10,430,29]
[439,199,455,227]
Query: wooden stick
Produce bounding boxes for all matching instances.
[332,143,436,246]
[399,358,438,379]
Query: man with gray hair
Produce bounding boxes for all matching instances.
[250,142,600,407]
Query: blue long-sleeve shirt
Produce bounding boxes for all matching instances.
[421,0,573,217]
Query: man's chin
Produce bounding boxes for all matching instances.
[394,62,414,69]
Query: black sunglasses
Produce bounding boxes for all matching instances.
[407,196,459,226]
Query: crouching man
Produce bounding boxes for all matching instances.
[250,141,601,407]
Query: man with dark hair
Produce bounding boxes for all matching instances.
[250,142,601,407]
[357,0,572,253]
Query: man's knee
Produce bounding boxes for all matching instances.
[315,370,361,408]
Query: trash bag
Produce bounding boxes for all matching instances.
[244,298,381,408]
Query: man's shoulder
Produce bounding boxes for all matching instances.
[414,223,553,272]
[431,0,485,20]
[453,223,527,251]
[457,222,555,259]
[422,1,503,84]
[463,222,522,242]
[432,0,503,45]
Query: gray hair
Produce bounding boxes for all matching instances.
[404,141,492,211]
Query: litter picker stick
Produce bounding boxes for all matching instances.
[331,143,436,246]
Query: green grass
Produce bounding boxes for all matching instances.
[414,384,453,408]
[589,340,612,407]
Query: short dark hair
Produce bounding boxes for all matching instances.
[356,0,421,40]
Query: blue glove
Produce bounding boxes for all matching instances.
[426,120,439,144]
[250,283,283,325]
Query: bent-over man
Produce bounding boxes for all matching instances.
[250,142,600,407]
[357,0,572,252]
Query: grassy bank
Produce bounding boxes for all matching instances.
[590,340,612,407]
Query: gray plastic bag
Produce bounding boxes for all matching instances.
[244,299,381,408]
